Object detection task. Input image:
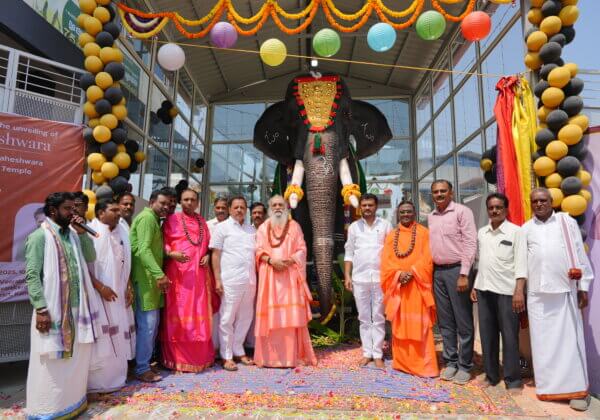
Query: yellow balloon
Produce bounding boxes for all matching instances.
[577,170,591,187]
[83,101,99,118]
[118,97,126,105]
[117,144,126,153]
[545,140,568,160]
[100,113,118,130]
[86,85,104,103]
[480,158,493,171]
[78,32,95,48]
[112,104,128,121]
[525,52,543,70]
[87,153,106,171]
[83,42,101,58]
[100,47,123,64]
[564,62,578,77]
[527,31,548,52]
[561,0,578,5]
[84,56,103,73]
[83,189,97,204]
[558,124,583,145]
[95,72,113,90]
[528,8,543,25]
[548,67,571,88]
[545,172,563,188]
[113,152,131,169]
[85,203,95,221]
[540,16,562,36]
[77,13,91,29]
[260,39,287,67]
[561,194,587,216]
[530,0,543,6]
[534,156,557,177]
[569,114,589,132]
[93,6,111,24]
[168,107,179,118]
[79,0,97,15]
[559,5,579,26]
[91,170,106,185]
[88,118,100,128]
[539,123,548,129]
[537,106,552,123]
[84,16,103,36]
[548,188,564,208]
[541,87,565,108]
[134,151,146,163]
[101,161,119,179]
[579,189,592,203]
[96,0,111,5]
[93,125,112,143]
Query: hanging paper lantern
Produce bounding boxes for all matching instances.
[367,23,396,52]
[260,38,287,67]
[461,11,491,42]
[416,11,446,41]
[157,43,186,71]
[210,22,238,48]
[312,29,341,58]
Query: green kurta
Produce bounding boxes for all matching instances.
[25,220,96,310]
[130,207,165,311]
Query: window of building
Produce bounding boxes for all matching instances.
[434,103,453,164]
[417,126,433,177]
[213,103,266,142]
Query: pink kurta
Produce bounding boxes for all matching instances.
[254,219,317,368]
[161,212,215,372]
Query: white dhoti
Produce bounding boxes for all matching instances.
[219,282,256,360]
[528,288,589,400]
[353,281,386,359]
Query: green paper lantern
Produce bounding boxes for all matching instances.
[416,10,446,41]
[312,28,341,58]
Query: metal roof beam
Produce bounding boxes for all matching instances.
[385,31,411,86]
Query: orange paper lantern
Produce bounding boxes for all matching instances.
[461,11,491,42]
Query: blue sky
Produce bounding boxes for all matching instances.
[561,0,599,71]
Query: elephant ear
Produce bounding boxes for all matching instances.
[349,100,393,160]
[253,101,295,166]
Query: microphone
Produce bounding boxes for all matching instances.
[72,221,99,238]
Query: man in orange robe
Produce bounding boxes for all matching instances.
[254,195,317,367]
[381,200,439,377]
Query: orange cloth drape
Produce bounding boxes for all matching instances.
[381,222,439,377]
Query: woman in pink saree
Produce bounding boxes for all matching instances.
[161,189,215,372]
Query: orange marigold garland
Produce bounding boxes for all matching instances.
[431,0,476,22]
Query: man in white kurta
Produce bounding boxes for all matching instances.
[515,188,593,411]
[88,201,136,393]
[210,196,256,371]
[344,194,392,368]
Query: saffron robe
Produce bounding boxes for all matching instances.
[254,219,317,367]
[381,222,439,377]
[161,212,215,372]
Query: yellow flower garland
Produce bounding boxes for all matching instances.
[376,0,422,19]
[284,184,304,202]
[341,183,361,206]
[324,0,371,21]
[273,0,317,20]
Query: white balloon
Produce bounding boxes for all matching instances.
[157,43,185,72]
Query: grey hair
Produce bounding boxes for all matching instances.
[530,187,551,199]
[268,194,287,209]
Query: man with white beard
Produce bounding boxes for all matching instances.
[254,195,316,367]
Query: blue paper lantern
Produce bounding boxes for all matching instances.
[367,23,397,52]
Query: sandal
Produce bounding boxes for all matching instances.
[236,356,254,366]
[223,360,238,371]
[136,370,162,383]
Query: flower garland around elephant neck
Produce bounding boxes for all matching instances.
[293,75,341,155]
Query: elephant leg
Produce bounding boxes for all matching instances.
[339,158,359,208]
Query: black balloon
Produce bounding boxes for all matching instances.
[560,26,576,44]
[95,31,114,48]
[538,42,562,64]
[95,99,112,116]
[553,57,565,67]
[484,166,497,184]
[83,127,94,143]
[161,100,173,110]
[580,227,587,240]
[87,141,100,154]
[548,33,566,47]
[568,142,588,160]
[574,214,586,225]
[563,78,584,96]
[79,72,96,90]
[100,141,118,159]
[541,0,561,17]
[561,95,584,117]
[125,140,139,153]
[104,62,125,81]
[534,79,549,98]
[104,87,123,105]
[535,128,555,149]
[195,158,205,168]
[96,185,114,200]
[157,108,172,124]
[546,109,569,131]
[109,176,129,194]
[539,63,558,81]
[560,176,583,196]
[106,6,117,25]
[531,150,543,161]
[129,160,138,173]
[118,169,131,180]
[556,156,581,177]
[111,128,127,144]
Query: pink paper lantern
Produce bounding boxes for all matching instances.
[210,22,238,48]
[461,11,491,42]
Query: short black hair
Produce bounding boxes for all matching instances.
[214,196,228,206]
[95,199,118,217]
[149,189,169,202]
[250,202,266,212]
[431,179,453,191]
[43,192,75,216]
[486,192,509,209]
[228,195,247,208]
[73,191,89,205]
[117,192,135,203]
[397,200,416,211]
[159,187,177,198]
[359,193,378,205]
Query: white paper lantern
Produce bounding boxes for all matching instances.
[157,43,185,72]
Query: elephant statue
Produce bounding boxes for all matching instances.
[253,74,392,317]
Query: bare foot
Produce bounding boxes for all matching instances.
[223,359,238,371]
[374,358,385,369]
[359,357,372,367]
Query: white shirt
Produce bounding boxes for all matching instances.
[474,220,521,296]
[118,217,130,234]
[206,217,222,235]
[344,217,392,283]
[209,217,256,286]
[515,212,593,293]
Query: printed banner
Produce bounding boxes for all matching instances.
[0,113,84,302]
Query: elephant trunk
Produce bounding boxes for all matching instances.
[304,131,338,319]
